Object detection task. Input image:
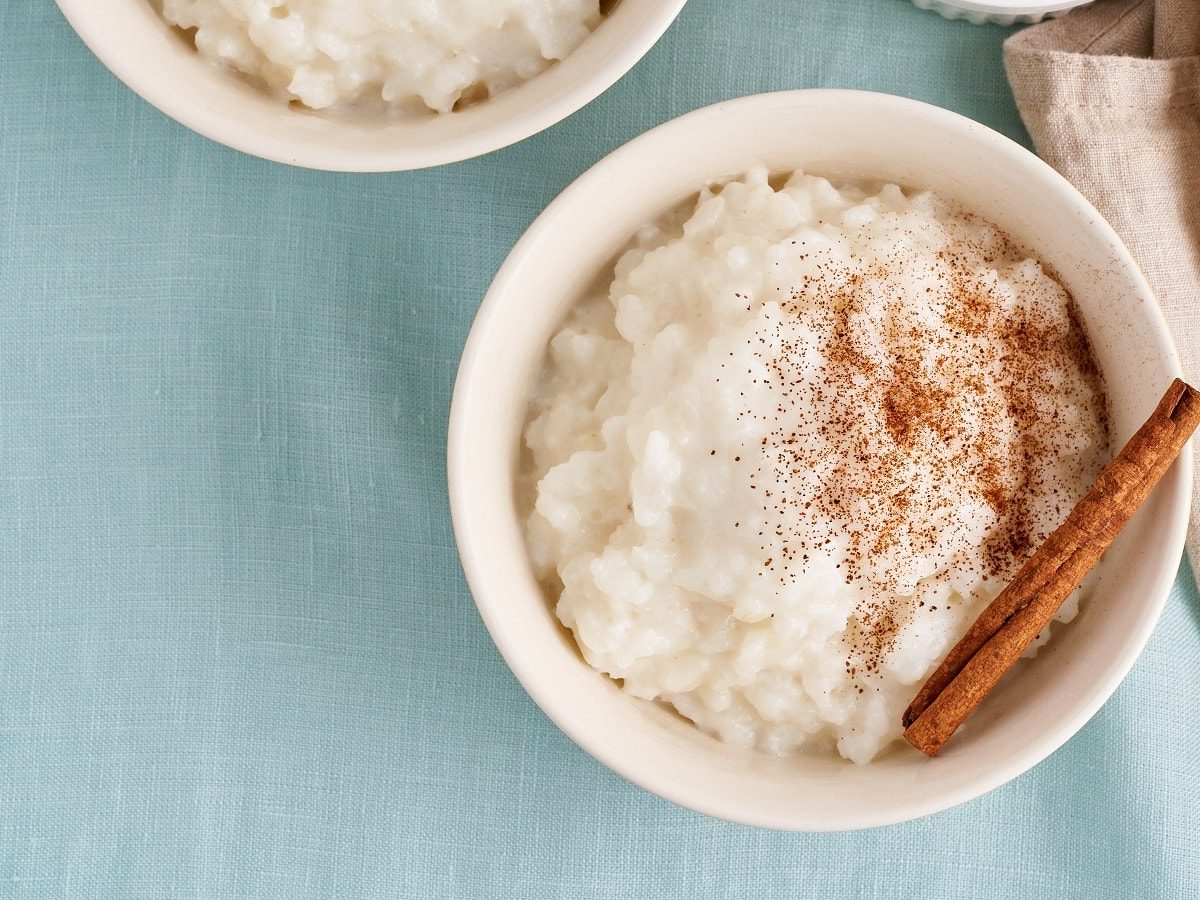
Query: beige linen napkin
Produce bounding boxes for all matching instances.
[1005,0,1200,572]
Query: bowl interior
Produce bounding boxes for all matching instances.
[449,90,1187,830]
[56,0,686,171]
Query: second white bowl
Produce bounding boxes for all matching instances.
[55,0,687,171]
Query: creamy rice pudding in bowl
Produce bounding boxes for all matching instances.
[54,0,686,170]
[448,91,1189,830]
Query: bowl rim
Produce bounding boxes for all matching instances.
[448,89,1190,830]
[53,0,688,172]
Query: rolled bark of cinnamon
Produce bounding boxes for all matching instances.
[903,378,1200,757]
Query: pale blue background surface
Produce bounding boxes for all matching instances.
[3,1,1198,897]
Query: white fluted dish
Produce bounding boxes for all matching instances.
[910,0,1094,25]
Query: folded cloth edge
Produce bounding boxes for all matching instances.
[1005,50,1199,109]
[1004,0,1200,584]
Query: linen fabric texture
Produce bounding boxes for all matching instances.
[2,0,1198,897]
[1006,0,1200,575]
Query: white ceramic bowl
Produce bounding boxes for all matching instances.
[448,90,1189,830]
[910,0,1094,25]
[54,0,687,172]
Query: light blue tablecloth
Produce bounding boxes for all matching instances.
[3,1,1198,896]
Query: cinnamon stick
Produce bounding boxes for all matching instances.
[903,378,1200,756]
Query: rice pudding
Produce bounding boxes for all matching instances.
[522,168,1109,764]
[158,0,602,112]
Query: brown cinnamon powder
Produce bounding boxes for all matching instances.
[738,209,1109,675]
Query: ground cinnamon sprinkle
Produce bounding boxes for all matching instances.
[739,210,1110,675]
[903,378,1200,755]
